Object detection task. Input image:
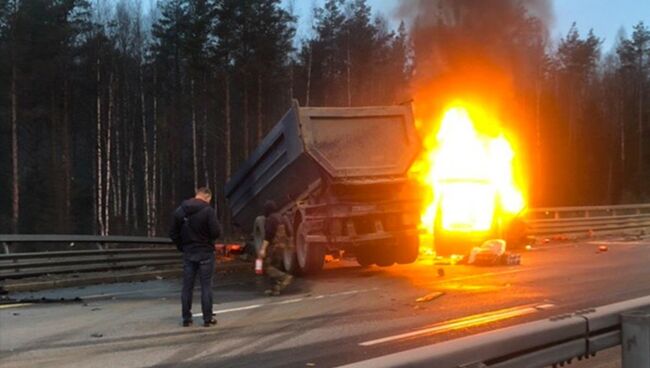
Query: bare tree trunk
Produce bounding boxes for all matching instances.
[225,74,231,179]
[534,78,542,203]
[257,72,263,144]
[141,65,152,236]
[202,73,209,187]
[224,73,233,237]
[128,138,137,232]
[306,46,312,106]
[96,57,104,235]
[62,78,72,232]
[51,91,61,230]
[115,103,122,217]
[105,72,114,235]
[243,77,249,156]
[607,158,613,203]
[620,95,625,164]
[288,62,294,103]
[152,67,159,235]
[638,78,644,176]
[10,60,19,233]
[191,77,198,189]
[346,30,351,107]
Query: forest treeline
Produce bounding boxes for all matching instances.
[0,0,648,236]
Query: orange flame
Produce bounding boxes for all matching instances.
[410,101,525,235]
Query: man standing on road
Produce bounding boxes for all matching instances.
[170,187,221,327]
[258,200,293,296]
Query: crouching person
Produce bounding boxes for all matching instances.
[258,201,293,296]
[169,187,221,327]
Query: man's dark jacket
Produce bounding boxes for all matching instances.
[169,198,221,253]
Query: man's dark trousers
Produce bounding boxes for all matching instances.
[181,252,215,323]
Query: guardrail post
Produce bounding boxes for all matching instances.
[622,310,650,368]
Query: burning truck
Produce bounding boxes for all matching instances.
[410,104,527,257]
[225,101,423,274]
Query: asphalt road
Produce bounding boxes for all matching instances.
[1,238,649,368]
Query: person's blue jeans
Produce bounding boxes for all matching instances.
[181,252,215,323]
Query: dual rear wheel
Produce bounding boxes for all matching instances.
[279,221,324,275]
[256,217,419,273]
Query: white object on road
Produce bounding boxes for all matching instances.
[468,239,506,265]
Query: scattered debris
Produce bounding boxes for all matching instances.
[437,268,445,277]
[598,245,608,252]
[433,255,463,266]
[525,245,532,251]
[155,276,164,280]
[306,363,316,367]
[467,239,521,266]
[468,239,505,265]
[416,291,444,303]
[503,253,521,265]
[12,312,19,316]
[91,308,101,311]
[90,333,103,338]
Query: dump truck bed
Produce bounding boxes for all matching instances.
[225,102,419,233]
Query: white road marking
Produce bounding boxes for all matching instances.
[359,303,555,347]
[210,304,263,315]
[192,288,377,317]
[0,303,33,309]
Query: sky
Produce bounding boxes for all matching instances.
[286,0,650,53]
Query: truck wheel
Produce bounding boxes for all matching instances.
[375,244,395,267]
[296,222,324,274]
[253,216,266,256]
[355,246,375,267]
[396,236,419,264]
[282,242,301,275]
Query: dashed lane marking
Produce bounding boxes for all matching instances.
[359,303,556,346]
[193,288,378,317]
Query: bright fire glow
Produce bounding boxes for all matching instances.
[410,103,525,235]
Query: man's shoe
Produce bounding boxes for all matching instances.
[182,320,193,327]
[203,318,217,327]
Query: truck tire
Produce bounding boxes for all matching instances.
[396,235,419,264]
[355,246,375,267]
[296,222,324,274]
[375,244,395,267]
[253,216,266,256]
[282,241,301,275]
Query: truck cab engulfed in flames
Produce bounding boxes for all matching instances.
[410,104,526,256]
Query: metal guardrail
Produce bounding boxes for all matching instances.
[340,296,650,368]
[524,203,650,237]
[2,203,649,280]
[0,235,177,280]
